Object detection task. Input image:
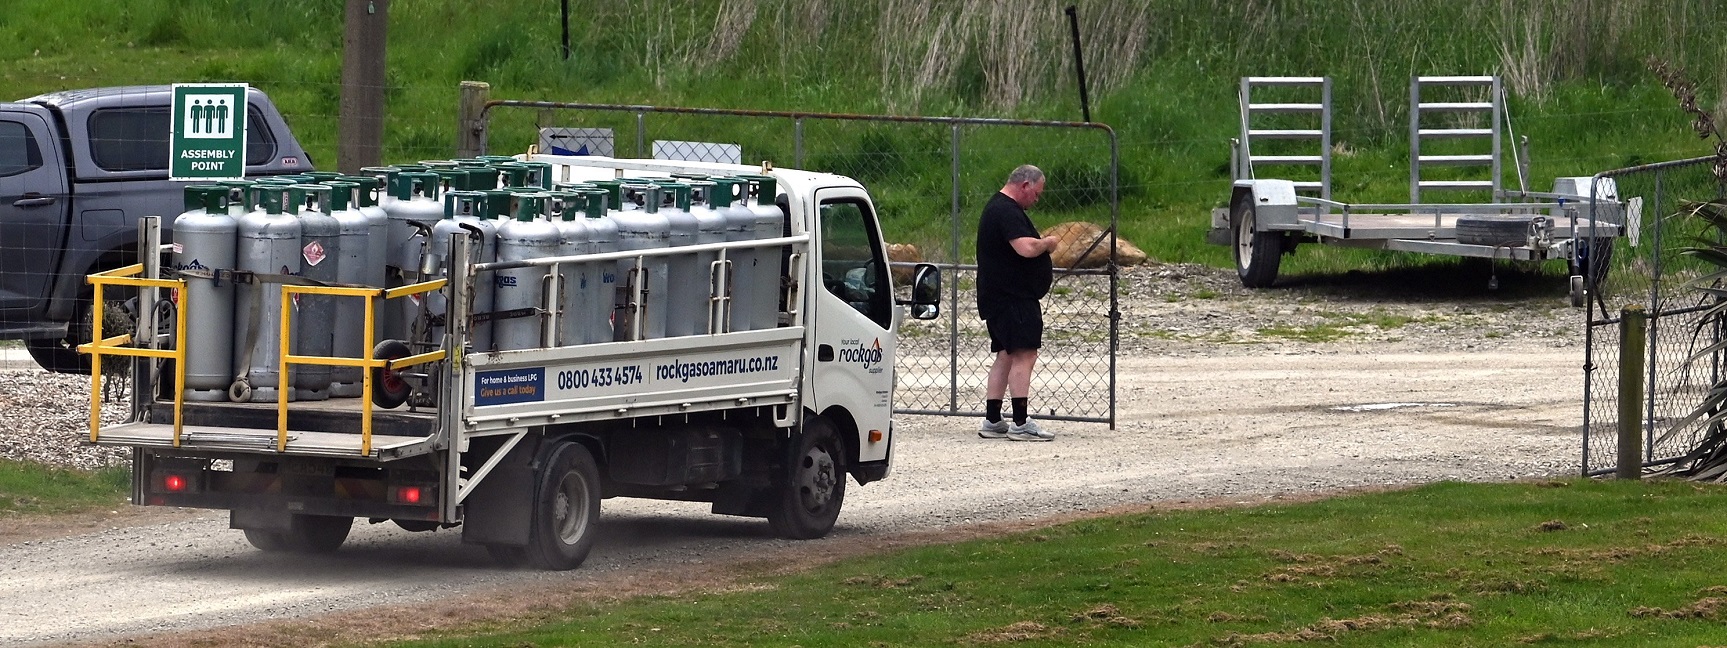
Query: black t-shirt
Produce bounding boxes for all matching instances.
[976,191,1052,318]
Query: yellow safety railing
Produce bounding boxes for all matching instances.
[80,264,188,446]
[276,279,447,455]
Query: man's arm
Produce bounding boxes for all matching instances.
[1010,235,1062,258]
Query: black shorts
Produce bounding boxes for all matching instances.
[985,300,1043,352]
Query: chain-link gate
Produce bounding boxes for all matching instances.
[468,93,1120,426]
[1583,155,1727,475]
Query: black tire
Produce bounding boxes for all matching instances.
[392,519,440,532]
[486,544,528,568]
[1455,216,1533,246]
[25,296,96,374]
[370,339,413,409]
[1576,237,1615,286]
[1231,200,1282,288]
[243,515,352,554]
[522,442,602,571]
[767,416,847,540]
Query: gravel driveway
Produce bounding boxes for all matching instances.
[0,262,1590,647]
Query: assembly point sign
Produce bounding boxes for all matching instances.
[170,83,247,181]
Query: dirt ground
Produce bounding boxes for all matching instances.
[0,262,1592,647]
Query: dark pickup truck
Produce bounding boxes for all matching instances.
[0,85,312,373]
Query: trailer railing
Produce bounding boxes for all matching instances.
[81,264,188,445]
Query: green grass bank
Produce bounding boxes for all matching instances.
[1,1,1720,270]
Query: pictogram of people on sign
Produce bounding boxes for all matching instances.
[185,96,232,137]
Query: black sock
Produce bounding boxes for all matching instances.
[985,399,1003,423]
[1012,398,1029,425]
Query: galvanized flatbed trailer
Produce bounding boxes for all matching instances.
[1207,75,1632,304]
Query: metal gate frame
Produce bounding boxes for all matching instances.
[1582,155,1727,475]
[463,90,1121,427]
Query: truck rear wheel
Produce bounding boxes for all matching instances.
[1232,200,1282,288]
[522,442,601,570]
[242,514,353,554]
[768,417,846,540]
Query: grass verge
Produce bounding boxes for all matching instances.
[385,479,1727,647]
[0,458,129,516]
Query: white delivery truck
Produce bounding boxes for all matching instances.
[80,154,941,570]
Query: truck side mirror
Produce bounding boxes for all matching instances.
[907,263,940,320]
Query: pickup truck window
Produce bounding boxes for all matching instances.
[0,121,44,177]
[88,105,278,172]
[819,198,892,328]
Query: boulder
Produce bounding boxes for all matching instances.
[1043,221,1148,269]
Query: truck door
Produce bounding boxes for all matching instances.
[808,187,896,462]
[0,108,67,316]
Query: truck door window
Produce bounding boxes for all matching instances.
[819,198,891,328]
[0,121,43,177]
[89,105,277,171]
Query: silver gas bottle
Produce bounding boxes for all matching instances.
[493,193,562,351]
[232,185,303,403]
[735,174,787,330]
[590,180,635,212]
[427,191,499,352]
[386,171,445,282]
[575,188,619,344]
[609,184,672,340]
[173,185,237,401]
[650,182,705,337]
[546,191,593,346]
[320,181,372,397]
[709,178,759,333]
[338,175,391,291]
[684,179,732,332]
[289,184,338,401]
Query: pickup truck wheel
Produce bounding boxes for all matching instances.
[1231,200,1282,288]
[767,416,846,540]
[523,442,601,571]
[25,340,87,374]
[370,339,413,409]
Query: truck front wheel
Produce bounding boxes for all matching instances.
[522,442,601,570]
[767,417,846,540]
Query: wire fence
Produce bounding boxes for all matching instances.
[1582,156,1727,475]
[473,97,1122,425]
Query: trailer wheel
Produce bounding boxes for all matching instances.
[767,416,846,540]
[370,339,413,409]
[243,514,352,554]
[522,442,601,571]
[1231,200,1282,288]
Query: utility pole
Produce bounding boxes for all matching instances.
[339,0,389,173]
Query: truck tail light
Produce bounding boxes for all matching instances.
[390,484,435,505]
[153,471,200,494]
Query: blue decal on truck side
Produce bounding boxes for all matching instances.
[474,368,546,406]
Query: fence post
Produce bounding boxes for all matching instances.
[456,81,489,158]
[1617,305,1646,479]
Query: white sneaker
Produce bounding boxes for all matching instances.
[1007,418,1055,442]
[978,418,1010,439]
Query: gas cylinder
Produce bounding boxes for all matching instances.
[576,188,619,344]
[709,178,757,332]
[172,185,237,401]
[609,184,671,340]
[386,171,445,280]
[493,193,562,351]
[289,184,338,402]
[428,191,498,352]
[685,179,731,332]
[322,181,371,397]
[652,182,704,337]
[546,191,592,346]
[735,174,787,330]
[231,185,303,403]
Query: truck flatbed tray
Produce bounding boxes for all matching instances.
[91,422,437,459]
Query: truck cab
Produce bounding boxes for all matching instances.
[0,85,311,372]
